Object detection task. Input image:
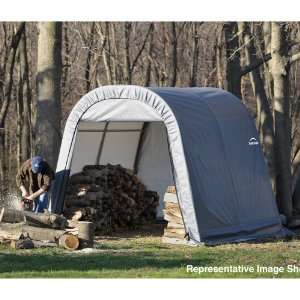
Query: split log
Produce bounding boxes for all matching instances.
[163,228,186,239]
[163,202,184,224]
[162,189,186,242]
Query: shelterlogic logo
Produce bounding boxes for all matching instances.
[248,137,259,146]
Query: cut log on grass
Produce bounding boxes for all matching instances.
[0,208,67,229]
[21,225,66,241]
[77,221,94,248]
[0,223,23,240]
[0,223,80,250]
[23,210,67,229]
[58,233,80,250]
[31,240,57,248]
[10,238,35,249]
[10,238,63,249]
[0,207,25,223]
[0,223,78,250]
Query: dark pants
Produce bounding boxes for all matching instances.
[33,192,49,213]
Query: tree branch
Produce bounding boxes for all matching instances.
[130,23,154,73]
[240,52,272,76]
[290,52,300,64]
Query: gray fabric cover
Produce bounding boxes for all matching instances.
[51,85,286,244]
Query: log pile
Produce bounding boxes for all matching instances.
[64,164,159,233]
[0,207,94,250]
[162,186,187,243]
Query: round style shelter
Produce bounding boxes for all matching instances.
[51,85,286,244]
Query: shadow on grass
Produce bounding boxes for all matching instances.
[95,241,171,250]
[0,251,212,276]
[95,222,166,239]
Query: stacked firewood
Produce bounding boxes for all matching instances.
[162,186,186,242]
[64,164,159,232]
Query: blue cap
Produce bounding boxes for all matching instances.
[31,156,45,173]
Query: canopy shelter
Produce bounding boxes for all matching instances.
[51,85,286,244]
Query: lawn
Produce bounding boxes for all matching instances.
[1,226,300,278]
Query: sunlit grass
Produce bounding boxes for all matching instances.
[1,233,300,278]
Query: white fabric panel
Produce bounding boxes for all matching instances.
[71,131,103,174]
[78,121,106,131]
[82,99,162,122]
[107,122,143,130]
[137,122,174,218]
[100,131,141,170]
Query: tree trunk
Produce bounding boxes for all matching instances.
[271,22,293,218]
[36,22,62,169]
[16,48,24,169]
[238,22,276,189]
[216,25,225,89]
[144,25,154,86]
[170,22,178,87]
[85,22,96,92]
[223,22,242,98]
[20,29,32,162]
[262,22,274,100]
[189,22,201,87]
[0,23,25,197]
[124,23,132,84]
[109,23,118,84]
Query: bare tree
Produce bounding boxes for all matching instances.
[17,25,32,166]
[268,22,300,217]
[169,22,178,87]
[0,23,25,197]
[238,22,276,189]
[223,22,242,98]
[35,22,62,169]
[189,23,203,87]
[271,22,293,217]
[144,23,155,86]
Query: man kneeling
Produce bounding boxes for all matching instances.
[16,156,54,213]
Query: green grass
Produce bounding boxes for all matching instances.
[1,231,300,278]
